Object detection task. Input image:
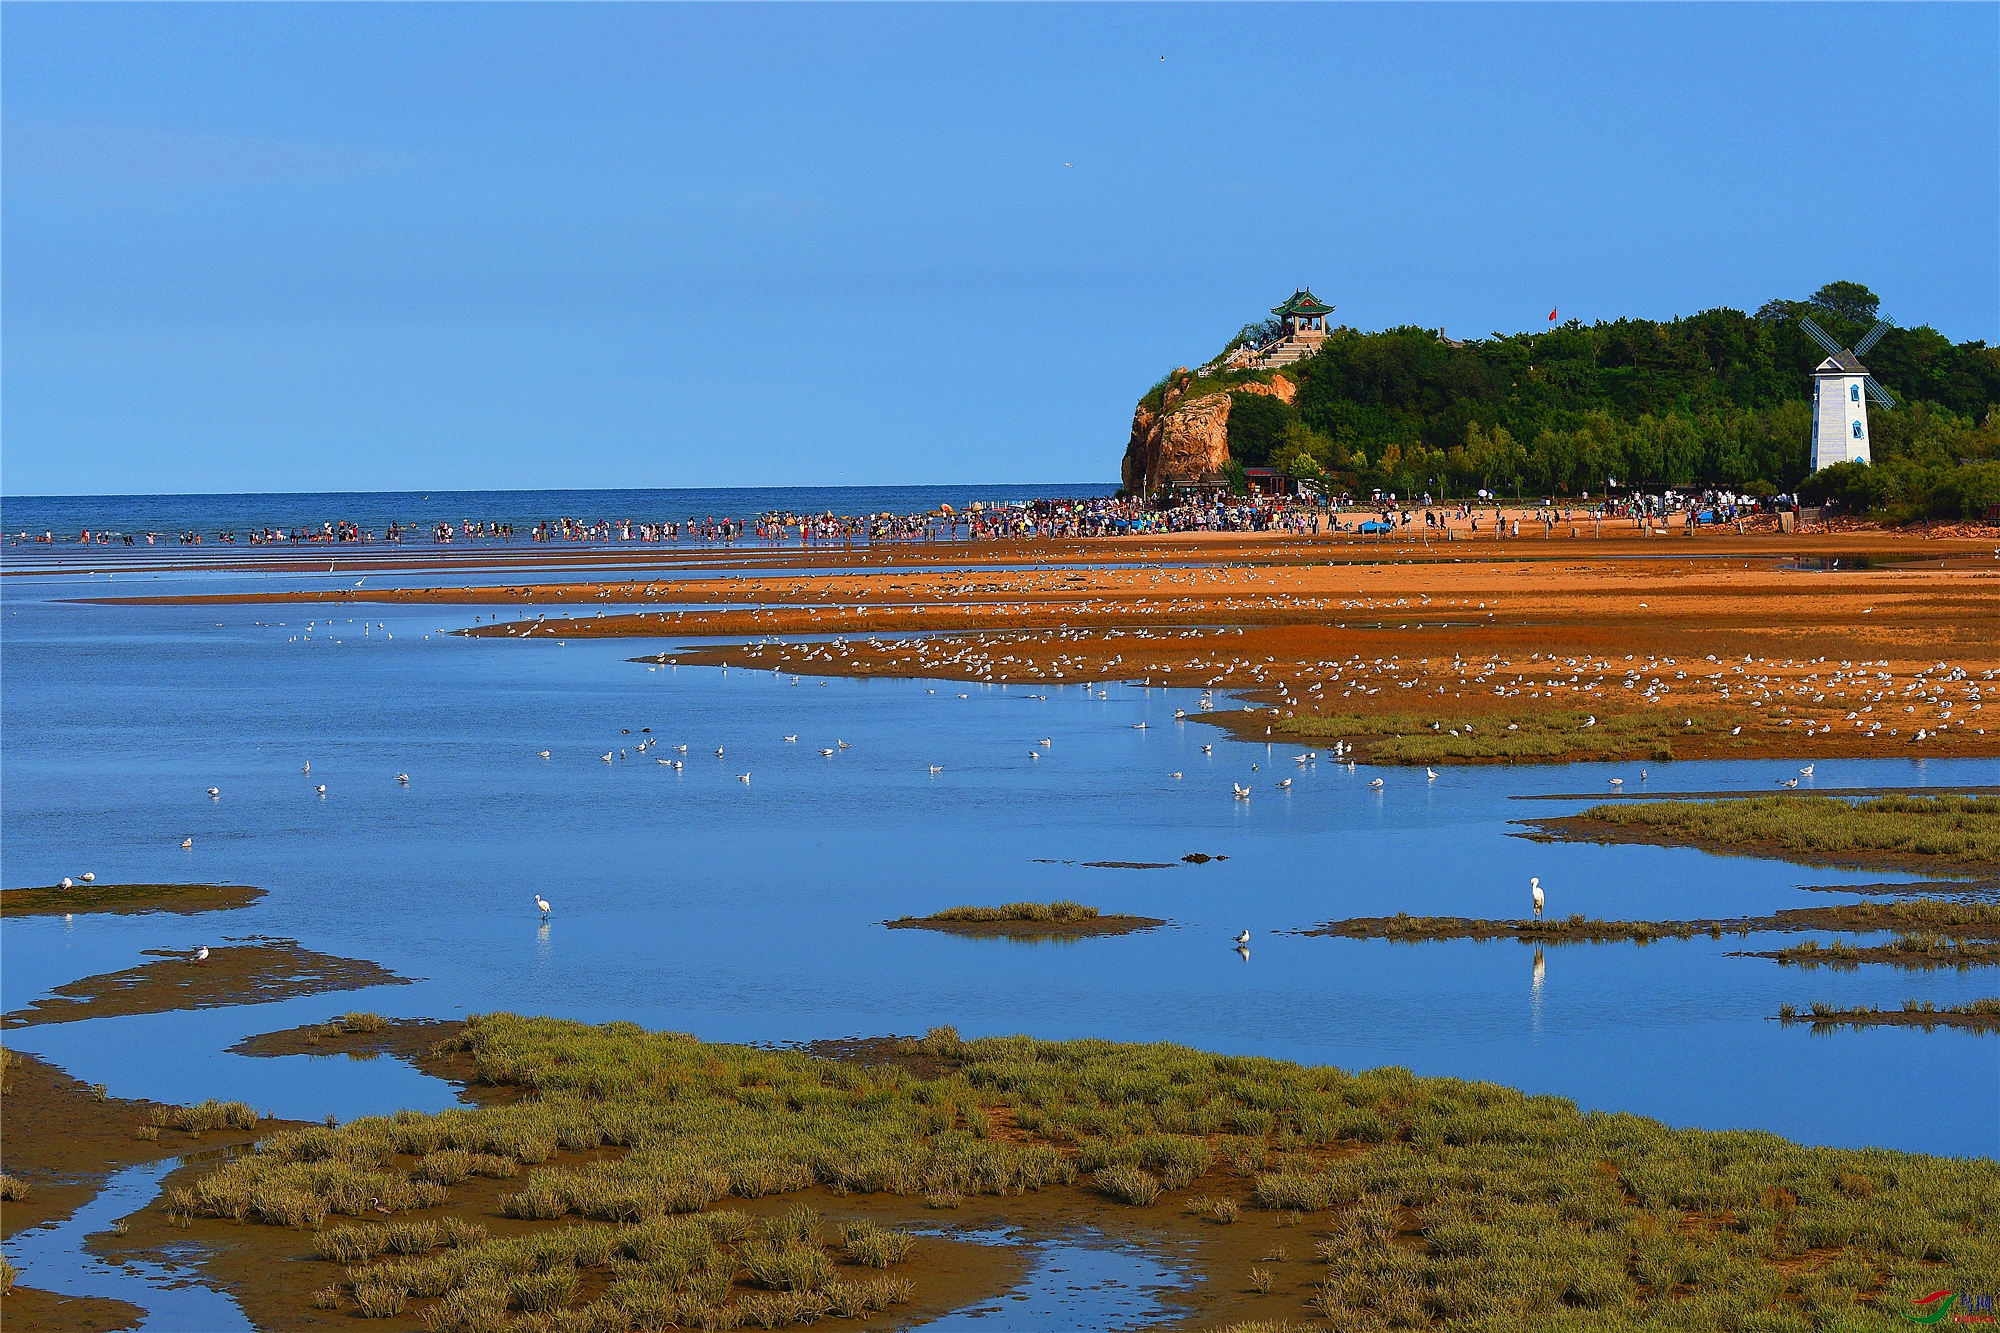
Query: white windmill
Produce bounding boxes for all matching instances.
[1799,315,1895,472]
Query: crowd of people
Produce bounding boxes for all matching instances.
[11,486,1824,551]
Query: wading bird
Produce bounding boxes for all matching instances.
[1426,768,1439,781]
[1531,877,1544,918]
[1233,929,1251,946]
[195,946,209,964]
[535,894,551,918]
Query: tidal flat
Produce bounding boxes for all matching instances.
[5,531,1999,1327]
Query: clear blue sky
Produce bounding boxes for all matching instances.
[4,3,1994,496]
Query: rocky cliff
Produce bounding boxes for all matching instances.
[1121,370,1293,493]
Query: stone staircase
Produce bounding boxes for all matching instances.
[1253,336,1322,368]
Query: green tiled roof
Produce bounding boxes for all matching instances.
[1273,288,1334,318]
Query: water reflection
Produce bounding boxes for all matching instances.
[1530,948,1546,1038]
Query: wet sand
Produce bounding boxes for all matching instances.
[1,940,412,1030]
[0,882,264,919]
[71,529,2000,764]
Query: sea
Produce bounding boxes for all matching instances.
[3,485,1995,1326]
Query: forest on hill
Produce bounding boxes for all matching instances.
[1152,282,2000,520]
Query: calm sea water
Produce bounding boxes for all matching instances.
[3,549,1994,1161]
[0,483,1114,542]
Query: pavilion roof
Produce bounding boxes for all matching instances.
[1273,288,1334,318]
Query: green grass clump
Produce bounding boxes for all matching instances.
[339,1012,388,1034]
[0,1256,16,1296]
[0,1172,29,1201]
[839,1221,913,1268]
[1094,1164,1161,1205]
[149,1099,260,1133]
[925,901,1098,922]
[180,1015,2000,1330]
[1279,709,1704,764]
[1574,793,2000,866]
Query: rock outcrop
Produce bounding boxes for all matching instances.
[1120,371,1296,493]
[1122,370,1234,493]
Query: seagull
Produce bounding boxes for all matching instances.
[80,872,95,882]
[1039,739,1051,748]
[1132,722,1149,730]
[302,762,311,773]
[1170,771,1183,779]
[194,946,209,964]
[837,740,850,749]
[714,746,725,757]
[1426,767,1439,781]
[1233,929,1251,946]
[538,750,551,759]
[180,837,193,849]
[1232,783,1250,799]
[1531,877,1544,918]
[784,735,797,743]
[819,748,836,757]
[1029,750,1042,760]
[1368,777,1384,789]
[659,758,673,765]
[1583,715,1596,727]
[206,787,221,798]
[738,772,751,783]
[59,877,73,889]
[1779,777,1799,788]
[1276,778,1292,789]
[315,784,327,795]
[395,773,409,784]
[675,744,688,754]
[1730,726,1742,735]
[1799,764,1814,777]
[601,753,614,763]
[1200,744,1213,754]
[1608,777,1623,786]
[928,764,943,773]
[535,894,551,918]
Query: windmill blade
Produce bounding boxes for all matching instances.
[1853,320,1892,355]
[1863,375,1897,408]
[1797,316,1844,356]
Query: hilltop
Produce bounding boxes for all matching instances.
[1123,281,2000,520]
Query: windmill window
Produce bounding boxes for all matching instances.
[1850,384,1861,402]
[1852,421,1865,440]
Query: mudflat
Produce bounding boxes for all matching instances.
[0,882,264,919]
[1,939,412,1029]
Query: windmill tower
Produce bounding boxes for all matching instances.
[1799,315,1896,471]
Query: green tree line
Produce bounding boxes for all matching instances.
[1195,281,2000,519]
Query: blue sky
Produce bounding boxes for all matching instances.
[4,3,1994,496]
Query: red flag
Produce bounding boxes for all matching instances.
[1549,308,1558,322]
